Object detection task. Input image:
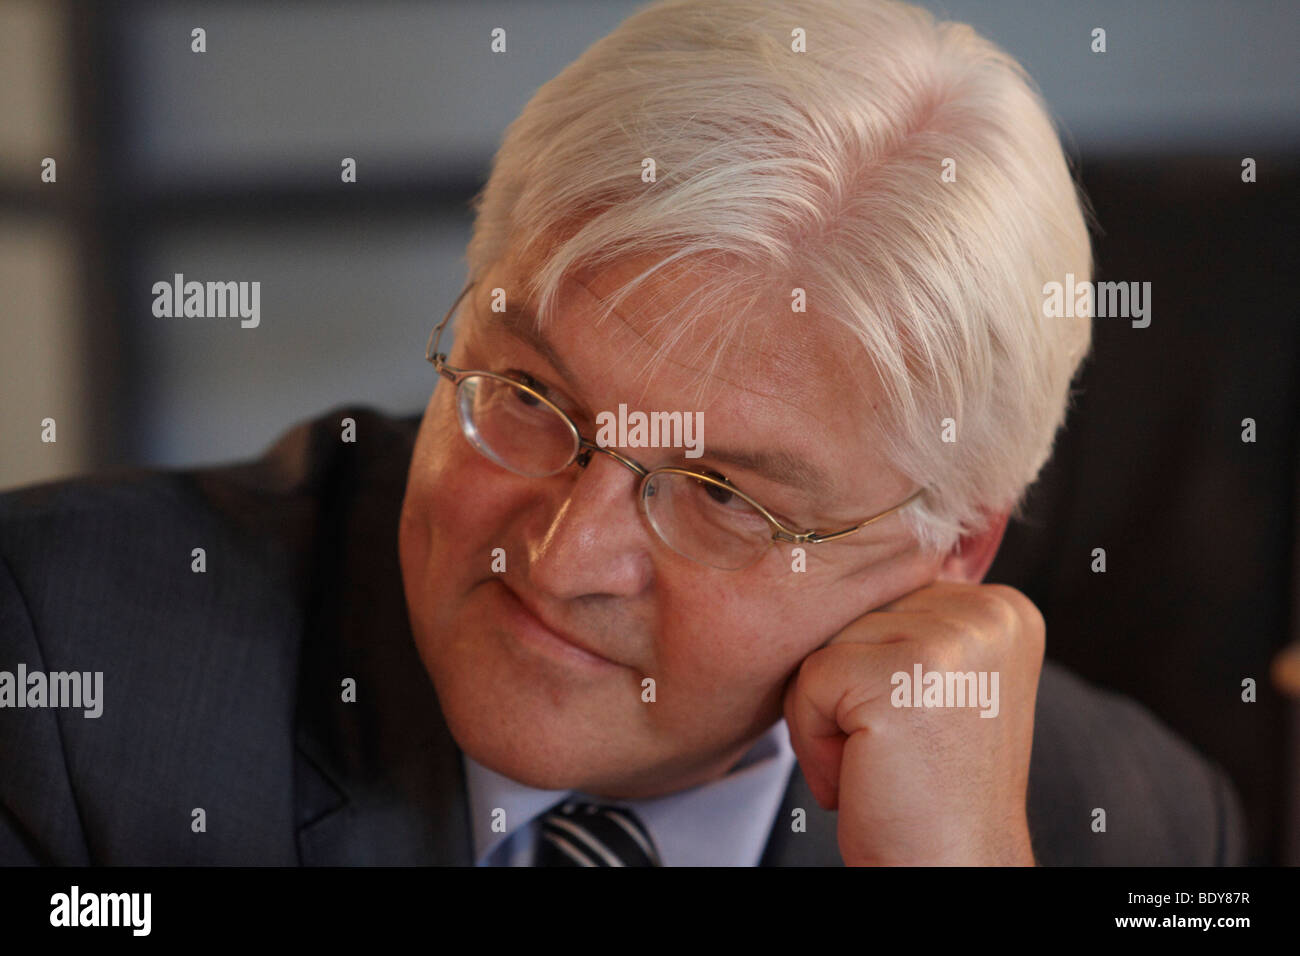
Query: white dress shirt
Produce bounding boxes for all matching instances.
[463,718,797,866]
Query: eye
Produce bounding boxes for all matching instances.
[694,470,750,512]
[704,482,733,505]
[502,368,549,404]
[694,468,805,528]
[499,368,590,424]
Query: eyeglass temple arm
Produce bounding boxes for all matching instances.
[426,279,478,364]
[797,488,926,544]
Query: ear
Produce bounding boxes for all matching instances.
[935,510,1011,584]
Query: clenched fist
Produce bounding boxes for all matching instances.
[783,581,1045,866]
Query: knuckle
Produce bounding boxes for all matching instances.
[979,584,1043,637]
[796,642,844,688]
[914,636,963,674]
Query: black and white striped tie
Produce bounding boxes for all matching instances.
[534,800,662,866]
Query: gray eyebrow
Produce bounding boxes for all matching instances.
[698,446,832,500]
[486,298,834,499]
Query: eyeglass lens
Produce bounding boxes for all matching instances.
[453,373,772,569]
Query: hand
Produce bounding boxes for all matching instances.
[782,581,1044,866]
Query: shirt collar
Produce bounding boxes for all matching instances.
[464,719,796,866]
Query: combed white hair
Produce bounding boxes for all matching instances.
[466,0,1093,553]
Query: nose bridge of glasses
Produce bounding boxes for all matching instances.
[576,438,651,479]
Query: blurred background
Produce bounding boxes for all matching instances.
[0,0,1296,863]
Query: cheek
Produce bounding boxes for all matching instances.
[650,574,829,705]
[401,398,523,595]
[650,552,917,709]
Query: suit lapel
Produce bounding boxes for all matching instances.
[291,411,473,865]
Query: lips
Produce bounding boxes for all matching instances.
[496,580,624,668]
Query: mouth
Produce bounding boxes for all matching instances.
[493,580,625,672]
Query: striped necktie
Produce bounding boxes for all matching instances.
[534,800,663,866]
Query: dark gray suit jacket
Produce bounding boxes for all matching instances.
[0,407,1247,865]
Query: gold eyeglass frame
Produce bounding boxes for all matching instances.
[424,279,924,565]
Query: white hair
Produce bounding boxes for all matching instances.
[465,0,1093,553]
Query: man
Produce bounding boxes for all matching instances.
[0,0,1244,865]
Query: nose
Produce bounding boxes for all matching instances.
[525,445,655,601]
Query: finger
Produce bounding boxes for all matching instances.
[879,581,1040,639]
[783,674,843,810]
[874,579,975,613]
[837,585,1038,657]
[822,609,956,648]
[784,642,912,799]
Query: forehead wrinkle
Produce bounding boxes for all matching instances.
[567,273,830,419]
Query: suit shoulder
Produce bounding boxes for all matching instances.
[0,403,418,588]
[0,401,421,690]
[0,403,416,520]
[1028,660,1246,865]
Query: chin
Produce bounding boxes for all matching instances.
[415,630,614,787]
[464,732,590,791]
[438,685,621,792]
